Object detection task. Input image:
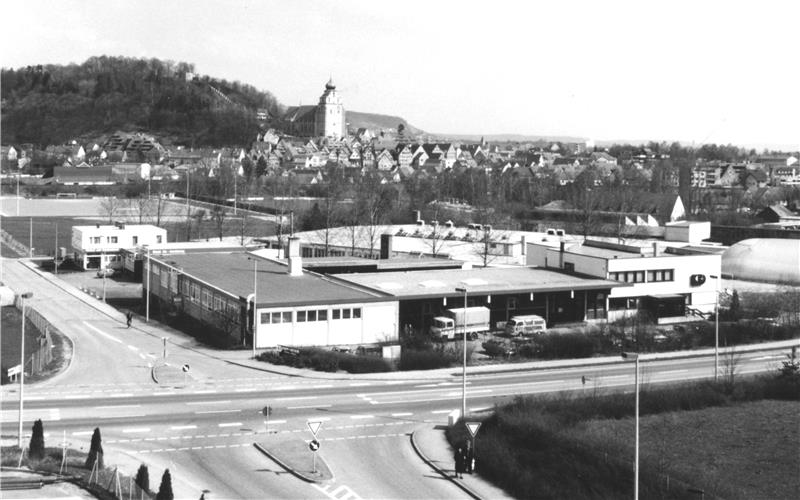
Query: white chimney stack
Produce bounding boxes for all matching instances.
[287,237,303,276]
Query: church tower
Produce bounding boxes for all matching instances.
[315,78,345,139]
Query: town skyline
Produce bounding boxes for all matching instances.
[2,0,798,151]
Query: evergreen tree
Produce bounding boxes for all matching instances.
[29,419,45,459]
[156,469,174,500]
[85,427,104,469]
[135,463,150,492]
[729,289,741,321]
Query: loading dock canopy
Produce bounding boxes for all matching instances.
[334,266,626,300]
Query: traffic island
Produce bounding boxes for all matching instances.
[253,438,333,483]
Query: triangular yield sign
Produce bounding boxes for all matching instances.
[466,422,481,437]
[307,420,322,437]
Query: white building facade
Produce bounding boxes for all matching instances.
[72,223,166,270]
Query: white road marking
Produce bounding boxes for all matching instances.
[267,420,286,424]
[391,412,413,417]
[170,425,197,431]
[312,384,333,389]
[83,321,123,344]
[350,415,373,420]
[431,410,452,414]
[153,391,176,396]
[95,404,141,410]
[287,404,332,409]
[275,396,316,401]
[218,422,242,428]
[127,345,138,351]
[470,406,491,412]
[64,395,91,400]
[109,393,134,398]
[192,390,216,394]
[234,388,258,392]
[349,383,371,387]
[72,431,93,436]
[122,428,150,433]
[660,369,689,374]
[195,409,241,414]
[186,400,231,406]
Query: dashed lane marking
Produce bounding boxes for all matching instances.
[218,422,242,428]
[195,409,240,414]
[122,428,151,433]
[83,322,123,344]
[287,404,332,409]
[391,412,413,417]
[171,425,197,431]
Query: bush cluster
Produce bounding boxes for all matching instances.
[256,348,392,373]
[447,373,799,498]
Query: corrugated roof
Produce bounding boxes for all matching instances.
[156,252,390,307]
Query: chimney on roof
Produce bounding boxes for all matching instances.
[652,242,659,257]
[380,233,393,259]
[415,210,422,223]
[559,241,565,269]
[287,237,302,276]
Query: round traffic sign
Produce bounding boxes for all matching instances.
[309,439,320,452]
[182,364,190,372]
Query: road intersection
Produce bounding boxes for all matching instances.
[1,258,796,498]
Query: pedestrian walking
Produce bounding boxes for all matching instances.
[464,441,474,474]
[454,446,464,479]
[126,311,133,328]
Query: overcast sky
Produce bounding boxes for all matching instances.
[2,0,798,150]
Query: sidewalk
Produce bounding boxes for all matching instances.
[0,468,94,499]
[411,425,513,500]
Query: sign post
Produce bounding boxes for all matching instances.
[182,364,190,385]
[262,406,272,434]
[307,420,323,474]
[465,421,481,471]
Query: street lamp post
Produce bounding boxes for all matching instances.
[455,286,468,419]
[18,292,33,449]
[144,245,151,323]
[710,274,720,381]
[250,257,258,357]
[102,250,107,302]
[621,351,640,500]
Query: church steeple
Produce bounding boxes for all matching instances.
[325,76,336,90]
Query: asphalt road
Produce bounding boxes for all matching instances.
[1,257,796,499]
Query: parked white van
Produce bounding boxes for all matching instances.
[504,315,547,336]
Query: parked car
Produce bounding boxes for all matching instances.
[96,267,115,278]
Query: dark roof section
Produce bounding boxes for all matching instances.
[155,252,391,307]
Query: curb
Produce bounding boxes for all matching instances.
[251,443,331,484]
[409,429,481,500]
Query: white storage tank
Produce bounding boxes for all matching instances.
[722,238,800,285]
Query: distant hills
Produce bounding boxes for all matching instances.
[436,133,588,144]
[345,110,425,137]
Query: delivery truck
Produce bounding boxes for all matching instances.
[430,306,491,340]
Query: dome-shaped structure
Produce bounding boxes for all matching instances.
[325,77,336,90]
[722,238,800,285]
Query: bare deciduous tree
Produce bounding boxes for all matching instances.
[98,196,122,223]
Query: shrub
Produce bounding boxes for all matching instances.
[535,332,595,359]
[29,419,45,459]
[256,348,392,373]
[135,464,150,492]
[399,348,453,370]
[481,340,509,358]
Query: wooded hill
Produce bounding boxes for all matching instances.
[1,56,427,148]
[1,56,281,147]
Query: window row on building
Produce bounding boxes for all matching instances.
[609,269,674,283]
[179,279,238,317]
[260,307,363,324]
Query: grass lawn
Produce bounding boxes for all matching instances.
[0,307,42,382]
[580,399,800,500]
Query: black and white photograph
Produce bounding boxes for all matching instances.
[1,1,798,499]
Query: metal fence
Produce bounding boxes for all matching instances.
[13,296,54,377]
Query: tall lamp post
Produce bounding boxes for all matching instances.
[18,292,33,448]
[455,286,468,419]
[709,274,720,381]
[621,351,640,500]
[144,245,151,322]
[248,256,258,357]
